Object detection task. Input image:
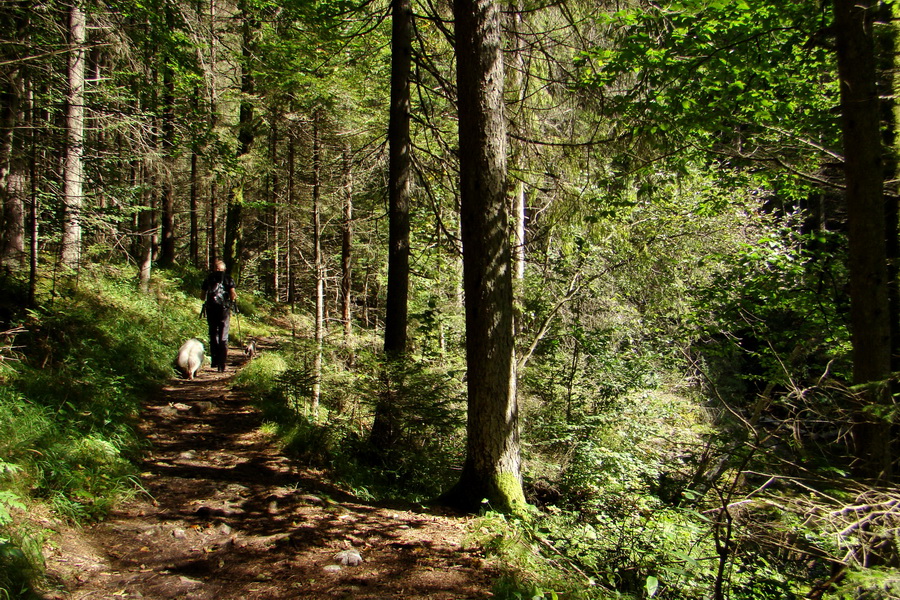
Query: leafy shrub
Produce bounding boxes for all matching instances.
[0,266,203,523]
[0,535,42,600]
[353,355,466,500]
[0,491,43,600]
[532,389,709,512]
[831,568,900,600]
[0,394,53,477]
[234,345,466,502]
[37,435,137,521]
[691,226,850,407]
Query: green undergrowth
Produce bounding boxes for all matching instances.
[233,343,467,503]
[0,264,222,598]
[0,255,891,600]
[230,331,898,599]
[476,382,899,600]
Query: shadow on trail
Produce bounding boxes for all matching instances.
[48,343,495,600]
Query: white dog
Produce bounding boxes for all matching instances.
[175,338,205,380]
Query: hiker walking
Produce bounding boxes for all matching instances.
[201,260,237,373]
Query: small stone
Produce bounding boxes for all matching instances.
[178,576,202,587]
[323,564,342,574]
[334,549,363,566]
[172,528,186,539]
[190,401,214,414]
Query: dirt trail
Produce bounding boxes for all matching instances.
[41,344,497,599]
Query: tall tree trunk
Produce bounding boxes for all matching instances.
[146,72,161,267]
[383,0,412,357]
[362,260,372,328]
[159,65,176,268]
[0,68,24,270]
[341,143,353,342]
[270,106,280,299]
[833,0,894,482]
[138,164,155,294]
[209,180,218,266]
[190,144,200,267]
[188,64,201,268]
[206,0,218,267]
[224,0,255,276]
[286,130,295,306]
[514,182,526,282]
[223,184,244,277]
[60,1,86,269]
[509,3,527,285]
[443,0,526,513]
[88,49,109,249]
[311,116,324,418]
[370,0,413,451]
[877,2,900,389]
[0,0,27,270]
[27,76,37,305]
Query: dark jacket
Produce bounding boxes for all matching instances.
[201,271,236,311]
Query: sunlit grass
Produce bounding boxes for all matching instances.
[0,264,219,597]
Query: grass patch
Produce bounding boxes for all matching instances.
[232,342,468,504]
[0,264,211,597]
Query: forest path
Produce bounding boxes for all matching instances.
[41,343,496,599]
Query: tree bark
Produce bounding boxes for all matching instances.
[442,0,526,514]
[270,106,280,299]
[158,54,176,268]
[341,143,353,341]
[384,0,412,357]
[0,68,24,270]
[370,0,413,450]
[138,164,155,294]
[206,0,219,267]
[209,180,218,267]
[0,0,26,271]
[877,2,900,390]
[312,116,325,419]
[0,1,27,271]
[224,0,255,276]
[61,1,86,269]
[286,130,295,306]
[833,0,894,481]
[27,76,37,305]
[190,142,200,268]
[514,181,526,282]
[509,3,527,285]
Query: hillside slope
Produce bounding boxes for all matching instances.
[39,345,496,599]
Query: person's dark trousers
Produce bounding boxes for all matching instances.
[206,304,230,371]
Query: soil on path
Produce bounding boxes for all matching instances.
[40,344,498,599]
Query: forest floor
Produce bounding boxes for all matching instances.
[38,342,499,599]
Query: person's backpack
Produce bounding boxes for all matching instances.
[206,275,228,307]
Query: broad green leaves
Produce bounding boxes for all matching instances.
[577,0,838,176]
